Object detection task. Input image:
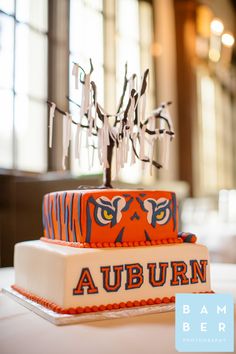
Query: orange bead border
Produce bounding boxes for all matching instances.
[40,237,184,248]
[11,284,214,315]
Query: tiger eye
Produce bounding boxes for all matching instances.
[156,210,165,220]
[103,210,113,220]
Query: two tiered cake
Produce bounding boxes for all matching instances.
[13,189,212,314]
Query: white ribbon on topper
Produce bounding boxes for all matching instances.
[115,142,119,179]
[87,99,94,138]
[83,74,91,115]
[147,116,156,175]
[130,132,137,166]
[49,102,56,148]
[80,73,91,119]
[57,61,175,177]
[91,138,95,168]
[152,106,163,132]
[78,74,94,169]
[139,124,146,161]
[101,130,108,169]
[103,115,111,168]
[97,128,103,165]
[124,130,129,164]
[72,63,79,90]
[97,122,105,169]
[161,132,170,168]
[118,138,124,169]
[116,137,122,171]
[62,114,67,169]
[159,103,173,168]
[74,123,81,159]
[62,113,72,170]
[162,103,174,134]
[128,93,135,136]
[140,93,146,125]
[135,73,147,126]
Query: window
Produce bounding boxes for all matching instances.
[69,0,104,176]
[196,67,235,195]
[116,0,155,183]
[69,0,155,182]
[0,0,48,172]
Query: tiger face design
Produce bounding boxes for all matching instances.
[43,190,178,244]
[83,190,177,243]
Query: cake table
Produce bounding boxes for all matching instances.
[0,264,235,354]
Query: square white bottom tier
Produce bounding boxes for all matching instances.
[14,241,211,309]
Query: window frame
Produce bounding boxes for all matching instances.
[0,4,48,173]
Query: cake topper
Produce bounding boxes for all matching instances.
[48,59,175,188]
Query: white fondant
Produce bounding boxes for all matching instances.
[14,241,211,309]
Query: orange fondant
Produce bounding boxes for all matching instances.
[155,298,162,304]
[76,307,84,314]
[40,236,182,248]
[140,299,147,306]
[68,308,77,315]
[99,305,106,311]
[84,307,92,313]
[113,303,119,309]
[147,298,154,305]
[119,302,126,308]
[43,190,178,245]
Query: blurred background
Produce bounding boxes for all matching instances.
[0,0,235,266]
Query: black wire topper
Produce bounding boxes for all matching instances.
[48,59,175,188]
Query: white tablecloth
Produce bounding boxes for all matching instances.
[0,264,235,354]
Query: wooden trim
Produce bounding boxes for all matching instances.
[48,0,70,171]
[174,0,198,196]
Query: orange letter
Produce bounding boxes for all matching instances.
[190,260,208,284]
[125,263,143,290]
[101,265,123,292]
[170,261,189,286]
[147,262,168,287]
[73,267,98,295]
